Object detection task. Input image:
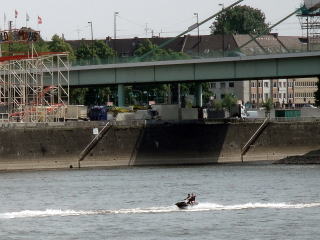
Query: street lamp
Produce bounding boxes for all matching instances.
[194,13,200,56]
[219,4,225,57]
[114,12,119,52]
[88,21,94,60]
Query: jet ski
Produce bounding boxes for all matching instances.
[175,201,198,209]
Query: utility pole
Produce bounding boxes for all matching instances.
[144,23,149,37]
[194,13,200,56]
[88,21,94,60]
[9,21,13,56]
[114,12,119,52]
[219,3,225,57]
[76,27,81,40]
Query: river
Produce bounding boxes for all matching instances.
[1,165,320,240]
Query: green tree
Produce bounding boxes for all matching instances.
[212,100,223,111]
[69,88,88,105]
[134,39,188,61]
[75,43,92,65]
[222,94,237,113]
[185,82,212,105]
[1,38,49,56]
[34,39,50,52]
[84,87,113,106]
[127,84,169,105]
[70,85,114,106]
[210,5,269,35]
[93,40,116,59]
[48,34,75,59]
[75,40,116,65]
[314,78,320,106]
[262,98,273,118]
[75,43,92,59]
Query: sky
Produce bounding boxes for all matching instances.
[0,0,305,41]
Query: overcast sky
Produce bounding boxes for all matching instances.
[1,0,305,40]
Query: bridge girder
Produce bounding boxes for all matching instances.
[55,52,320,86]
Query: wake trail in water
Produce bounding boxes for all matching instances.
[1,202,320,219]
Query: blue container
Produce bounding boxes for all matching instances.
[89,106,108,121]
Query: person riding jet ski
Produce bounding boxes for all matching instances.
[184,193,191,202]
[176,193,198,209]
[187,193,196,205]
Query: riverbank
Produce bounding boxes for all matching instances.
[274,156,320,164]
[0,120,319,171]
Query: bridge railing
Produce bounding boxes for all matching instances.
[70,46,320,67]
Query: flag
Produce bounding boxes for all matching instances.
[26,13,30,22]
[37,16,42,24]
[15,9,18,18]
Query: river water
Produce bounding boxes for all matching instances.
[1,165,320,240]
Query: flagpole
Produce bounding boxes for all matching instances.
[4,13,6,30]
[14,10,17,29]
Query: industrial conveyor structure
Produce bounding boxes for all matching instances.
[0,52,70,122]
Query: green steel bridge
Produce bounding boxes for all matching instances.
[67,51,320,106]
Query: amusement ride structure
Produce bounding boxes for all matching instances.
[0,28,70,122]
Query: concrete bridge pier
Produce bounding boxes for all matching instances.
[117,84,125,107]
[195,83,203,107]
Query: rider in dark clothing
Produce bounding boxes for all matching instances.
[184,194,191,202]
[188,193,196,204]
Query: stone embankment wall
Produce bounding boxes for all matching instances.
[0,121,319,170]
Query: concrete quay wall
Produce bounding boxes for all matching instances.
[0,121,319,170]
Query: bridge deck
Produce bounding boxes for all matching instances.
[66,51,320,86]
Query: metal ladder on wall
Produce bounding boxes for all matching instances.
[78,122,111,168]
[241,117,269,162]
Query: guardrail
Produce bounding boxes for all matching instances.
[70,48,320,67]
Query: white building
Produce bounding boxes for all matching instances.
[209,78,318,108]
[209,81,250,104]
